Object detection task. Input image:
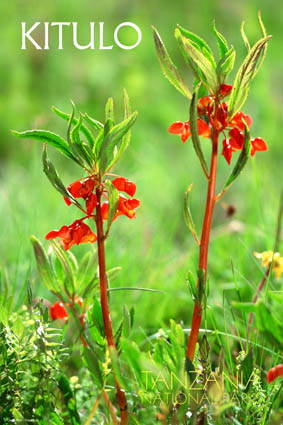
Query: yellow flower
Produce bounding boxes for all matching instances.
[254,250,283,279]
[272,256,283,279]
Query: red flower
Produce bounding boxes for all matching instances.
[49,302,68,321]
[228,128,245,150]
[267,364,283,384]
[112,177,136,197]
[222,138,236,165]
[168,119,211,143]
[64,178,97,212]
[45,220,97,250]
[250,137,268,157]
[229,111,252,130]
[197,96,214,117]
[219,84,232,98]
[101,194,140,221]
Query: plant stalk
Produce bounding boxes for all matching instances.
[95,186,128,425]
[186,106,220,362]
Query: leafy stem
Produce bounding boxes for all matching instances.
[95,186,128,424]
[186,100,220,361]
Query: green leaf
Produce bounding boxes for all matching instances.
[104,180,119,234]
[70,114,94,169]
[51,241,76,297]
[232,301,257,313]
[52,105,96,148]
[122,305,131,338]
[106,88,133,170]
[105,97,115,126]
[0,305,8,327]
[240,350,253,387]
[12,129,79,163]
[97,111,138,175]
[175,29,218,93]
[186,271,197,301]
[241,21,250,52]
[184,184,199,243]
[189,87,209,176]
[216,47,236,84]
[152,26,192,99]
[223,122,251,191]
[82,346,104,388]
[57,373,81,424]
[109,346,125,388]
[83,113,104,131]
[30,235,60,293]
[92,297,104,337]
[199,335,210,363]
[227,35,271,119]
[106,266,122,282]
[256,11,268,79]
[42,144,82,207]
[13,316,24,339]
[212,22,229,58]
[177,24,216,67]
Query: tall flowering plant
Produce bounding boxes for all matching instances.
[153,13,270,365]
[13,91,138,424]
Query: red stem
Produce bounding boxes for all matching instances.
[95,186,128,425]
[186,105,220,362]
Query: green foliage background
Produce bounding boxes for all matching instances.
[0,0,282,336]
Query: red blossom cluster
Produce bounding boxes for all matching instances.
[168,84,268,164]
[45,176,139,250]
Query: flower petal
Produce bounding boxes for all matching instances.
[168,121,184,134]
[197,119,211,138]
[229,128,244,149]
[222,138,233,165]
[220,84,233,98]
[229,112,252,130]
[251,137,268,156]
[112,177,136,197]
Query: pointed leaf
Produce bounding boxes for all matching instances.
[51,241,76,297]
[52,105,96,148]
[82,346,104,388]
[122,305,131,338]
[30,235,60,293]
[241,21,250,52]
[152,26,192,99]
[223,122,251,190]
[212,22,229,58]
[190,88,209,176]
[216,47,236,83]
[12,129,78,163]
[106,88,133,170]
[184,184,199,245]
[105,97,115,126]
[98,111,138,175]
[83,113,104,131]
[42,145,82,207]
[57,373,81,423]
[175,29,218,93]
[177,24,216,67]
[186,271,197,301]
[104,180,119,234]
[227,35,271,119]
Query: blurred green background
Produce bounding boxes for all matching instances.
[0,0,282,337]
